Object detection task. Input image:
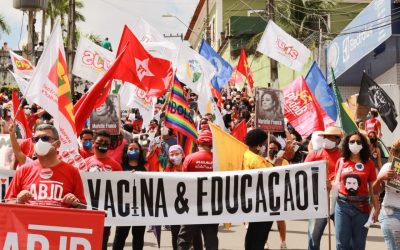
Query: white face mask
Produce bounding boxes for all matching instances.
[349,143,363,155]
[171,155,183,165]
[24,109,31,116]
[322,138,336,150]
[259,145,266,156]
[34,139,53,156]
[312,136,324,151]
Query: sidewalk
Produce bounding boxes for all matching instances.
[107,220,385,249]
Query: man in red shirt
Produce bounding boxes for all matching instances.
[83,130,122,250]
[364,110,382,138]
[178,129,218,250]
[305,126,343,250]
[78,128,94,159]
[5,123,86,208]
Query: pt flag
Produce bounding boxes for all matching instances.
[231,119,247,142]
[25,21,80,159]
[115,25,173,97]
[283,76,332,138]
[305,61,337,121]
[12,91,32,139]
[331,69,358,134]
[209,122,248,171]
[9,50,34,79]
[257,20,311,72]
[199,39,233,92]
[236,48,254,89]
[0,203,105,249]
[165,79,198,140]
[357,72,398,132]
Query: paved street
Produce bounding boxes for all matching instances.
[107,220,385,249]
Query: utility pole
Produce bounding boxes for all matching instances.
[27,10,36,64]
[206,0,211,44]
[67,0,76,96]
[267,0,278,88]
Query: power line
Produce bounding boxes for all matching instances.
[279,0,365,13]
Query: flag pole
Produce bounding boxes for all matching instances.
[326,159,332,250]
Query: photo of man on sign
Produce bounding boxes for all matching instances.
[90,95,120,135]
[255,87,284,132]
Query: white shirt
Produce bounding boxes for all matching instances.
[378,162,400,208]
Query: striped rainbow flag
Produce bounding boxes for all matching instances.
[165,78,198,140]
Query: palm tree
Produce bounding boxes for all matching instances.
[42,0,85,42]
[246,0,337,52]
[0,13,10,35]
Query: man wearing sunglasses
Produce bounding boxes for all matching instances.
[5,123,86,208]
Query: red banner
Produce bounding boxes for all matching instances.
[0,204,105,249]
[284,76,328,138]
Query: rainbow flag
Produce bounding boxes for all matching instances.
[177,133,197,156]
[165,79,198,140]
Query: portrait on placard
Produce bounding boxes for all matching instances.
[255,87,284,132]
[90,94,121,134]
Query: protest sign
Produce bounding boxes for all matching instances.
[0,161,327,226]
[0,203,104,249]
[90,95,121,135]
[255,88,285,132]
[388,157,400,190]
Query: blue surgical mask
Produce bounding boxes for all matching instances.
[83,140,92,150]
[367,114,371,119]
[127,150,140,160]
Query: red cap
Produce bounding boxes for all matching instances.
[197,130,213,145]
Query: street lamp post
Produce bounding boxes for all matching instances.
[162,13,201,40]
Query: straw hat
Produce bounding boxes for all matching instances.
[319,126,344,138]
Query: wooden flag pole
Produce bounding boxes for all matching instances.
[327,159,332,250]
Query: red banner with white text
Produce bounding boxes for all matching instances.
[0,204,105,249]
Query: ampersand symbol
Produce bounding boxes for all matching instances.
[175,182,189,214]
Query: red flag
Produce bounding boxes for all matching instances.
[12,91,32,139]
[115,25,173,97]
[231,119,247,142]
[236,48,254,89]
[210,85,223,108]
[283,76,333,138]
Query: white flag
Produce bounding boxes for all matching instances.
[25,20,84,167]
[210,98,228,131]
[175,45,216,115]
[72,37,115,83]
[257,20,311,72]
[119,83,156,128]
[9,50,35,79]
[132,18,179,68]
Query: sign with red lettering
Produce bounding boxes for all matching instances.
[0,204,105,249]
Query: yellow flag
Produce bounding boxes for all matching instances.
[209,123,248,171]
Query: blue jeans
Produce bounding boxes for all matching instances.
[379,206,400,250]
[335,199,369,250]
[308,216,334,250]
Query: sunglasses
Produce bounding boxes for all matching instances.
[32,135,55,143]
[349,140,362,145]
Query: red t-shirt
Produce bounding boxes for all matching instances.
[27,113,39,132]
[107,138,126,165]
[79,146,94,159]
[305,148,342,181]
[365,119,381,134]
[5,160,87,207]
[84,155,122,172]
[336,159,377,196]
[183,149,213,172]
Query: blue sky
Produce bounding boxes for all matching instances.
[0,0,198,50]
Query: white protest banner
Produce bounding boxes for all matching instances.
[72,37,115,83]
[120,83,156,128]
[0,161,327,225]
[257,20,311,72]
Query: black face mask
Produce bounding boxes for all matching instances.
[369,138,377,144]
[269,149,278,158]
[96,144,109,153]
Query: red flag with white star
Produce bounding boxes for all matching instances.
[114,25,173,97]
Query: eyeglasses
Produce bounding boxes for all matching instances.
[32,135,54,143]
[349,140,362,145]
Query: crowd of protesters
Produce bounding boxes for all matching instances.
[0,82,398,250]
